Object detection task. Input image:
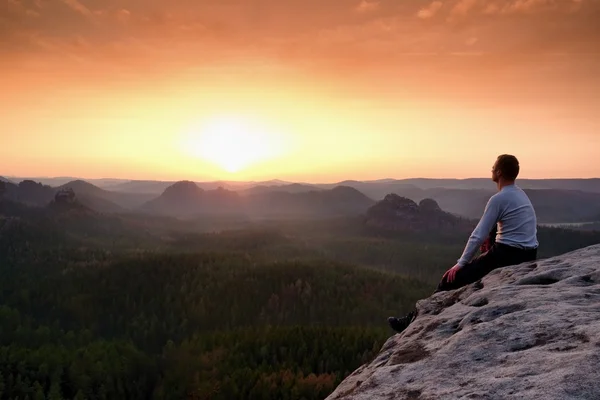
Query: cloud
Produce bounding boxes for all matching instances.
[483,3,501,14]
[449,0,479,20]
[417,1,443,19]
[503,0,555,14]
[116,9,130,23]
[26,9,41,17]
[60,0,92,17]
[355,0,379,13]
[449,0,587,18]
[2,0,600,79]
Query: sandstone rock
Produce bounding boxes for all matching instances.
[55,188,76,204]
[365,193,471,233]
[326,244,600,400]
[418,198,441,212]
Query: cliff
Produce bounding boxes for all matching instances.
[326,244,600,400]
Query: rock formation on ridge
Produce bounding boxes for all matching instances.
[326,244,600,400]
[364,194,471,233]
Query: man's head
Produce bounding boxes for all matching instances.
[492,154,520,183]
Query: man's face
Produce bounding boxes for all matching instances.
[492,161,500,182]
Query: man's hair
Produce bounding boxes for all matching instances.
[495,154,520,181]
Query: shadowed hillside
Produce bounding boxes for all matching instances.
[140,181,244,217]
[364,194,472,233]
[140,182,375,219]
[58,180,155,209]
[244,185,375,218]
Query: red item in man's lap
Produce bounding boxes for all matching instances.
[480,225,498,253]
[480,238,492,253]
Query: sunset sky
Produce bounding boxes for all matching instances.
[1,0,599,182]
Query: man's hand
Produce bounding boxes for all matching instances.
[480,237,491,253]
[442,264,463,283]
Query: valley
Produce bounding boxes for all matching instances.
[1,177,600,399]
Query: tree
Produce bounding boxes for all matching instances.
[34,381,46,400]
[48,379,62,400]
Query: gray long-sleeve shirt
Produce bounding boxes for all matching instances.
[457,184,538,267]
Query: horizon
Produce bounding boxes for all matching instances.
[2,0,599,181]
[3,174,600,186]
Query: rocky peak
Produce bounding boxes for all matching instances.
[367,194,418,219]
[48,188,89,214]
[382,194,419,210]
[365,193,464,232]
[326,244,600,400]
[55,188,76,204]
[418,198,441,212]
[162,181,203,198]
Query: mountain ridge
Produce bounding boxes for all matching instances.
[4,177,600,223]
[140,181,375,218]
[7,176,600,192]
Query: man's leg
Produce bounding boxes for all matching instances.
[435,244,537,293]
[387,244,535,333]
[388,250,499,333]
[388,309,417,333]
[435,247,500,293]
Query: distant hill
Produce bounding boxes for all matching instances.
[0,181,17,199]
[106,179,293,194]
[58,180,114,200]
[47,190,94,215]
[315,181,422,200]
[523,189,600,223]
[141,182,374,218]
[72,192,124,214]
[387,178,600,192]
[244,185,375,218]
[105,180,178,194]
[347,186,600,224]
[58,180,155,210]
[364,194,472,234]
[9,177,131,188]
[0,177,13,184]
[398,188,495,219]
[9,177,81,187]
[140,181,243,217]
[243,183,323,195]
[2,179,140,214]
[315,178,600,198]
[13,180,55,206]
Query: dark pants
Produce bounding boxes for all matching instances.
[435,242,538,293]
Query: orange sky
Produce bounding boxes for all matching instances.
[1,0,599,182]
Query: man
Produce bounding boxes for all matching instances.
[388,154,539,333]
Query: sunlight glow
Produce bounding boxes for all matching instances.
[181,114,285,173]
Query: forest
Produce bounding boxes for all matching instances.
[1,199,600,399]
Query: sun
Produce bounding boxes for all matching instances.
[182,114,283,173]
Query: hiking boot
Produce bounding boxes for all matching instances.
[387,310,417,333]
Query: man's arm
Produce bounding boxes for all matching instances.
[457,196,501,267]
